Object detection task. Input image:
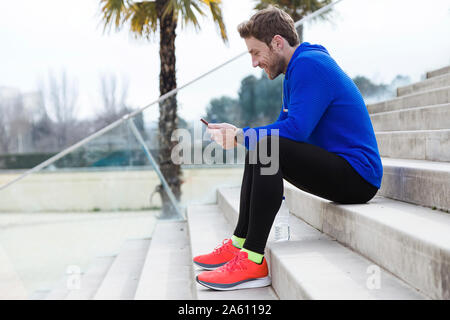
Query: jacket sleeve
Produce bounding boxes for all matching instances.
[242,58,333,149]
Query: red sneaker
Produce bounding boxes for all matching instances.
[193,239,240,270]
[196,251,271,291]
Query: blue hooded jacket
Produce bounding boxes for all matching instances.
[243,42,383,189]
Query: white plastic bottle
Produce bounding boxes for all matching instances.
[274,196,290,242]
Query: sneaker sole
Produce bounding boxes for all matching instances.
[193,260,228,271]
[196,276,271,291]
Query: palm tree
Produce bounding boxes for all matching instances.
[99,0,228,218]
[254,0,334,43]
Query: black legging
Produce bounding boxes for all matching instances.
[233,136,379,255]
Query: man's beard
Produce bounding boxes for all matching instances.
[265,51,285,80]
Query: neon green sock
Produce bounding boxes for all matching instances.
[231,235,245,249]
[241,248,264,264]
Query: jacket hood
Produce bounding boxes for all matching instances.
[297,42,330,55]
[285,42,329,79]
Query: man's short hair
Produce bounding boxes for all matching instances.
[237,6,300,48]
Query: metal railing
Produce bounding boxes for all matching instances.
[0,0,344,213]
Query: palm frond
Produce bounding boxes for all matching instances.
[254,0,274,11]
[201,0,228,43]
[161,0,178,20]
[180,0,203,29]
[98,0,227,43]
[253,0,333,23]
[99,0,128,32]
[189,1,206,22]
[128,1,158,39]
[161,0,204,30]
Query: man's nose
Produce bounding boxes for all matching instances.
[252,57,259,68]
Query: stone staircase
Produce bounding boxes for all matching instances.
[27,65,450,300]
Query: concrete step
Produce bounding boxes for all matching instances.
[93,238,150,300]
[43,273,71,300]
[367,86,450,114]
[28,289,50,300]
[281,182,450,299]
[0,246,27,299]
[187,204,279,300]
[134,221,194,300]
[65,255,115,300]
[427,65,450,79]
[215,187,425,299]
[397,73,450,97]
[376,129,450,162]
[379,157,450,212]
[370,103,450,131]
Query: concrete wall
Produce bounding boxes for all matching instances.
[0,166,244,212]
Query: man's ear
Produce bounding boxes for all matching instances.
[271,35,285,51]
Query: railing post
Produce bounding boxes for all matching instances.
[128,119,185,221]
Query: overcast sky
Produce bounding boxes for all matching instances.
[1,0,449,122]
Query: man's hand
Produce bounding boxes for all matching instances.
[207,122,238,149]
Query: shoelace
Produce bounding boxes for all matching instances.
[212,239,231,255]
[221,252,247,272]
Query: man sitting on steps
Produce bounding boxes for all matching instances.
[194,6,383,291]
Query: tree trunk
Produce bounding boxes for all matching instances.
[296,23,304,44]
[292,10,304,44]
[156,0,182,219]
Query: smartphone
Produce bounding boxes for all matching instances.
[200,118,209,126]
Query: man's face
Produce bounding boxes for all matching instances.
[244,36,285,80]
